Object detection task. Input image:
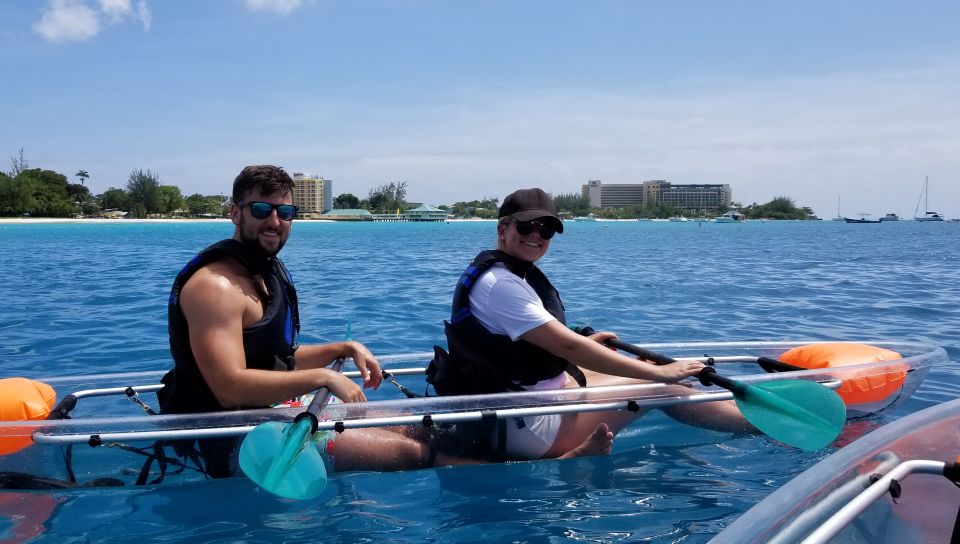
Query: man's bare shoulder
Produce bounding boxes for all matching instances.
[180,258,252,313]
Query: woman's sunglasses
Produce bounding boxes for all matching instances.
[242,201,298,221]
[511,219,558,240]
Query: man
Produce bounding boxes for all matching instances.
[159,165,461,477]
[428,188,749,461]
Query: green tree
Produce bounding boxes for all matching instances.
[333,193,360,209]
[449,197,499,218]
[185,193,212,216]
[0,172,36,215]
[8,148,28,177]
[552,192,591,215]
[365,181,408,213]
[744,195,814,219]
[100,187,132,211]
[19,168,74,216]
[125,169,161,218]
[157,185,185,215]
[75,170,89,186]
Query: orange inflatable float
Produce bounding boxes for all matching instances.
[0,378,56,455]
[779,343,907,405]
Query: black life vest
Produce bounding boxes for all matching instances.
[158,239,300,414]
[426,250,584,395]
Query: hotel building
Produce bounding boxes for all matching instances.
[291,172,333,218]
[582,179,732,212]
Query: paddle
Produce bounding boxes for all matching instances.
[239,358,345,500]
[572,326,846,450]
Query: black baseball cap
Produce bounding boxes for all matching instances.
[498,188,564,233]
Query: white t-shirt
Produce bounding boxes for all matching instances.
[468,263,569,391]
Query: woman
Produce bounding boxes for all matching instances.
[427,188,748,460]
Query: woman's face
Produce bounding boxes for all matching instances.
[497,218,555,262]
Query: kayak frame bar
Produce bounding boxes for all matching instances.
[801,459,948,544]
[32,389,738,445]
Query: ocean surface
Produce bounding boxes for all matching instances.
[0,219,957,543]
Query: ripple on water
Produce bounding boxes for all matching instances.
[0,220,957,543]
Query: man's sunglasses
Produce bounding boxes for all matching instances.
[242,202,298,221]
[511,219,558,240]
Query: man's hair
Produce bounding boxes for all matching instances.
[232,165,295,204]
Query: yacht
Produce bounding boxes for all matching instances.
[879,213,900,222]
[714,210,745,223]
[914,176,944,221]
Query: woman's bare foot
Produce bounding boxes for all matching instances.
[558,423,614,458]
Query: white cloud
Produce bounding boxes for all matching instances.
[137,1,152,31]
[243,0,311,16]
[33,0,151,42]
[99,0,132,23]
[33,0,100,43]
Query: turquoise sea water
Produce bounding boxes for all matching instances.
[0,219,958,543]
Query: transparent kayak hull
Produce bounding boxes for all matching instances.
[0,341,948,490]
[710,396,960,544]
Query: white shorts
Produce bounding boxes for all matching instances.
[493,413,563,460]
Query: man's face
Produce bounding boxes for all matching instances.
[231,189,293,257]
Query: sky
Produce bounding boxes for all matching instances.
[2,0,959,218]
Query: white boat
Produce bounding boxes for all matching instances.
[668,215,689,222]
[832,195,845,221]
[573,214,597,222]
[711,396,960,543]
[879,213,900,222]
[714,211,745,223]
[913,176,944,221]
[0,341,946,491]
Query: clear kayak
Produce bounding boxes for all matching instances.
[0,341,948,491]
[710,396,960,544]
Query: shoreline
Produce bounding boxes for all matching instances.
[0,217,233,224]
[0,217,501,224]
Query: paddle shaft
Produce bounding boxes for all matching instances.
[294,358,346,432]
[573,325,802,372]
[573,325,750,393]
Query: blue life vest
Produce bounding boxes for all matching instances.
[426,250,584,395]
[159,239,300,414]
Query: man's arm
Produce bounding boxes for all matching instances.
[520,320,705,382]
[180,267,366,407]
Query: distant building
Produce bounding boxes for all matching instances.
[319,208,372,221]
[582,179,732,212]
[291,172,332,218]
[405,205,448,222]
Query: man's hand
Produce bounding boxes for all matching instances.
[321,368,367,402]
[342,341,382,389]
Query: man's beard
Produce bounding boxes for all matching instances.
[237,217,286,260]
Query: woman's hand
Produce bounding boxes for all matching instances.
[588,330,619,349]
[656,359,706,383]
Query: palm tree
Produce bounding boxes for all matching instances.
[75,170,89,186]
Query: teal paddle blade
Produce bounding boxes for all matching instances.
[734,380,847,451]
[239,419,328,500]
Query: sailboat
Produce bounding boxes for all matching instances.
[914,176,944,221]
[831,195,845,221]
